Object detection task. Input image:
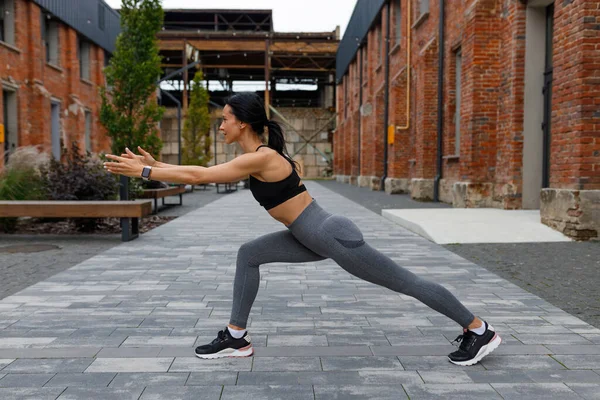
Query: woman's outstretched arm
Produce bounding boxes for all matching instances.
[104,148,268,185]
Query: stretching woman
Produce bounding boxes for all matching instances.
[104,92,501,366]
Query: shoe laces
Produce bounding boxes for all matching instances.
[210,329,227,345]
[452,329,476,351]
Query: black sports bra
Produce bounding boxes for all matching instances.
[249,145,307,210]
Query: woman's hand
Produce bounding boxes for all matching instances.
[104,148,145,178]
[119,146,157,167]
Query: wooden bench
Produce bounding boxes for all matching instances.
[139,185,185,214]
[0,200,153,241]
[216,181,239,194]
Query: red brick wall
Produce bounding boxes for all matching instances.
[335,0,599,203]
[0,0,111,170]
[552,0,600,190]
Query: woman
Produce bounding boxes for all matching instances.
[104,92,501,366]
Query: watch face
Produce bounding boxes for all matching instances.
[142,167,151,178]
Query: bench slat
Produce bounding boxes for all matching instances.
[139,186,186,199]
[0,200,152,218]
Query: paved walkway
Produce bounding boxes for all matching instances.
[0,182,599,399]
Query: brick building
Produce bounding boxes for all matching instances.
[0,0,119,169]
[335,0,600,240]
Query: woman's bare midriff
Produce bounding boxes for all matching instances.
[267,189,313,227]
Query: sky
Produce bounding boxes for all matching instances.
[103,0,357,37]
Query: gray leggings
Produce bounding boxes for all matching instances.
[229,200,475,329]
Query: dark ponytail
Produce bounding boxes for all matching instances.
[266,120,299,171]
[226,92,299,171]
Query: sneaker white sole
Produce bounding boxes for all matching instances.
[448,333,502,366]
[195,344,253,359]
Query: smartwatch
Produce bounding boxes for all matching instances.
[141,166,152,181]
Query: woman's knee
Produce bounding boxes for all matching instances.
[236,242,258,266]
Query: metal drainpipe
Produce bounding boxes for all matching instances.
[381,0,391,191]
[434,0,446,202]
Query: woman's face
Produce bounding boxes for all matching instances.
[219,105,241,144]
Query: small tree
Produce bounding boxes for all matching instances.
[182,72,212,167]
[100,0,165,158]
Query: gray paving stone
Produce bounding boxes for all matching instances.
[45,372,116,387]
[0,348,100,359]
[86,358,174,373]
[320,356,403,371]
[567,383,600,400]
[252,357,321,372]
[221,385,313,400]
[525,370,600,383]
[0,388,66,400]
[513,333,594,345]
[255,346,373,357]
[354,370,423,385]
[140,385,223,400]
[0,359,14,371]
[371,345,453,356]
[266,335,328,346]
[121,336,196,347]
[57,387,144,400]
[466,370,536,383]
[397,356,486,371]
[314,385,409,399]
[157,347,196,357]
[2,358,93,373]
[552,355,600,369]
[96,347,162,358]
[109,372,189,388]
[0,373,54,387]
[491,383,581,400]
[186,372,238,385]
[479,355,566,370]
[237,371,360,385]
[169,357,252,372]
[402,383,502,399]
[417,370,473,384]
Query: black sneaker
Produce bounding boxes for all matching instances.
[195,328,253,359]
[448,321,501,366]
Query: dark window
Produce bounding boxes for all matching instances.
[0,1,5,42]
[98,3,105,31]
[378,24,383,63]
[1,0,15,45]
[395,0,401,43]
[420,0,429,15]
[79,36,91,80]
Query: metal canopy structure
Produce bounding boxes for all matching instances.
[157,9,340,109]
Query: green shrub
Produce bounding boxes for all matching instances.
[0,146,48,232]
[41,141,120,231]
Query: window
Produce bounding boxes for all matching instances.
[420,0,429,15]
[84,110,92,152]
[454,48,462,155]
[0,0,15,45]
[395,0,401,44]
[42,14,60,65]
[98,3,105,31]
[362,43,368,83]
[0,2,4,42]
[344,77,348,119]
[79,37,91,80]
[378,24,383,63]
[2,88,18,164]
[51,102,61,160]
